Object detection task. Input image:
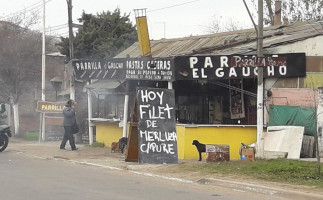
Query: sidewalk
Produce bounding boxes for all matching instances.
[6,138,323,200]
[7,139,131,170]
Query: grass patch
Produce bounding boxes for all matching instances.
[178,159,323,188]
[24,131,39,141]
[90,141,105,147]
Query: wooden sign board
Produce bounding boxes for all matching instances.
[45,116,63,126]
[136,87,178,164]
[36,101,66,113]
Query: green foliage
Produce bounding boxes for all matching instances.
[58,8,138,59]
[24,131,39,141]
[91,141,105,147]
[58,37,70,58]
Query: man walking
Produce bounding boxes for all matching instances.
[60,100,78,151]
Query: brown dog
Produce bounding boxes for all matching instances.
[111,142,119,153]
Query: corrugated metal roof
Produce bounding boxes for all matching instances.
[115,20,323,58]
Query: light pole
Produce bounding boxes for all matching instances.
[40,0,46,142]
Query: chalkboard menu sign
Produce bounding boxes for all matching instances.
[136,87,178,164]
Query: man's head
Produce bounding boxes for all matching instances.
[66,100,76,108]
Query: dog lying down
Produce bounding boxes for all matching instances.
[192,140,206,161]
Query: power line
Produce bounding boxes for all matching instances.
[45,23,68,32]
[0,0,43,19]
[0,2,42,20]
[148,0,200,13]
[0,0,54,20]
[128,0,200,16]
[54,31,69,37]
[2,0,201,37]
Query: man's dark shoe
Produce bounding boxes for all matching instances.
[60,147,66,150]
[72,148,79,151]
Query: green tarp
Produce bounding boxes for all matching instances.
[268,105,316,136]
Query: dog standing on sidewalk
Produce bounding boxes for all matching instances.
[119,137,128,154]
[111,142,120,153]
[192,140,206,161]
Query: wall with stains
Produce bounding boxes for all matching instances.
[267,36,323,56]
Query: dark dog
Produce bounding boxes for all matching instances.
[192,140,206,161]
[118,137,128,154]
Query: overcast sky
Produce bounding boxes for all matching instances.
[1,0,255,40]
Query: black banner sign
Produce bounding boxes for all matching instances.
[72,57,174,81]
[136,87,178,164]
[174,53,306,80]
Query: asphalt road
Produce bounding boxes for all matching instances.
[0,151,287,200]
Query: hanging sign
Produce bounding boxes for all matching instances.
[174,53,306,80]
[71,57,174,81]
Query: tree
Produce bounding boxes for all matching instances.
[0,14,55,135]
[251,0,323,25]
[58,8,138,59]
[206,15,248,34]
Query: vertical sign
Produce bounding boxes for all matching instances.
[136,87,178,164]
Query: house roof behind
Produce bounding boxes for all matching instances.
[115,20,323,58]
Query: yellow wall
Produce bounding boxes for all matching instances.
[95,122,257,160]
[176,125,257,160]
[95,122,124,147]
[303,73,323,88]
[176,125,186,159]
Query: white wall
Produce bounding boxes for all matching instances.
[267,36,323,56]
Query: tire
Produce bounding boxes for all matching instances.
[0,134,9,152]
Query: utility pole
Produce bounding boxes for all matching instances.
[67,0,74,60]
[66,0,75,100]
[66,0,81,143]
[256,0,264,159]
[42,0,46,102]
[40,0,46,141]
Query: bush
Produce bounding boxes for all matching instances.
[91,141,105,147]
[25,131,39,141]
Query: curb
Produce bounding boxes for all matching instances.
[30,153,323,200]
[197,178,323,200]
[8,140,323,200]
